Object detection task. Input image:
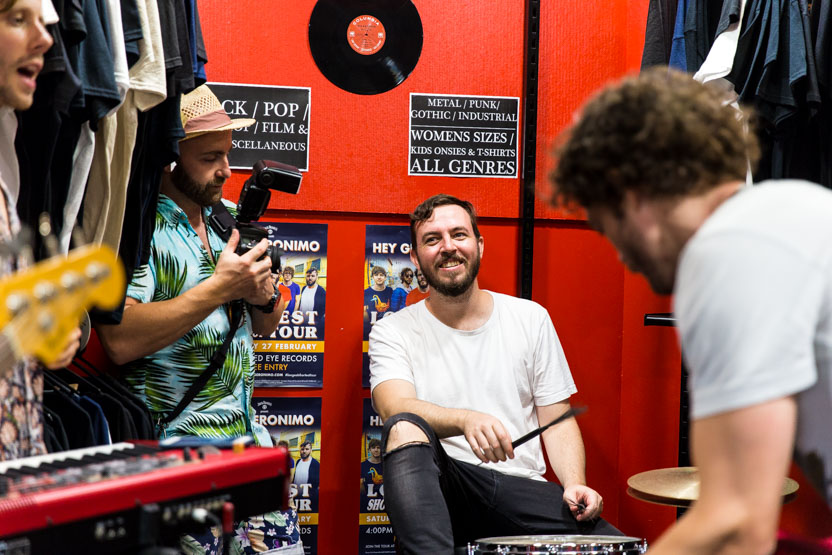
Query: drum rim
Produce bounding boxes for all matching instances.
[472,534,644,546]
[473,534,644,545]
[469,535,647,554]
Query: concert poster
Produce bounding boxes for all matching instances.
[362,225,416,387]
[359,399,395,554]
[253,222,327,388]
[253,396,322,555]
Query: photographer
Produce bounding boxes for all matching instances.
[95,84,284,444]
[96,84,295,553]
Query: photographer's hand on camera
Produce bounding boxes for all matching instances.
[213,230,285,337]
[95,231,284,365]
[213,230,274,304]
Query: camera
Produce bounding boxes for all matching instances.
[210,160,302,272]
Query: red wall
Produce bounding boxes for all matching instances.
[203,0,685,547]
[87,0,815,551]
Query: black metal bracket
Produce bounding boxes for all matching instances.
[520,0,540,300]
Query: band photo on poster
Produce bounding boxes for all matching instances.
[253,222,328,387]
[254,397,322,555]
[362,225,423,386]
[359,399,395,554]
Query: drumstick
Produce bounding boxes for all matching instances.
[511,405,587,449]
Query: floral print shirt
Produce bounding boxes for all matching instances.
[124,195,270,445]
[0,182,46,461]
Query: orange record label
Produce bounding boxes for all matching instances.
[347,15,386,55]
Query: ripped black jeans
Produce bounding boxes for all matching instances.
[381,413,622,554]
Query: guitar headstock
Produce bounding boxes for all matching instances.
[0,245,125,366]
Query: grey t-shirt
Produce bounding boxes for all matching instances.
[675,180,832,508]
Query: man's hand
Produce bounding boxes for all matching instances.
[563,484,603,521]
[213,230,274,305]
[44,327,82,370]
[462,410,515,463]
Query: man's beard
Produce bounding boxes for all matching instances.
[418,250,481,297]
[171,165,224,207]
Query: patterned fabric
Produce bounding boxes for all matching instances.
[180,509,302,554]
[0,183,47,461]
[123,195,270,445]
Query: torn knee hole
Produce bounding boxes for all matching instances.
[385,440,431,455]
[385,421,429,451]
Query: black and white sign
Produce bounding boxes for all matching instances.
[208,82,310,171]
[408,93,519,178]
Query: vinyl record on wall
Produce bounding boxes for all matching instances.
[308,0,423,95]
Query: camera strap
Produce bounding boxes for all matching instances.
[207,201,236,242]
[159,299,245,428]
[159,202,241,429]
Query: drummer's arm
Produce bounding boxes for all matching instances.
[537,400,586,486]
[536,400,603,520]
[373,379,514,463]
[648,396,797,555]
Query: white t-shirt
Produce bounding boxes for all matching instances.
[675,179,832,508]
[299,285,318,313]
[294,458,311,484]
[369,291,577,480]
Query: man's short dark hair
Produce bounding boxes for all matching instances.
[306,268,317,275]
[549,67,759,213]
[400,267,413,280]
[410,194,480,248]
[368,438,381,449]
[300,440,312,448]
[283,267,294,276]
[371,266,386,277]
[277,440,289,448]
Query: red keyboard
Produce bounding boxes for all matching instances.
[0,442,290,553]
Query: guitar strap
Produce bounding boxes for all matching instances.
[158,202,243,431]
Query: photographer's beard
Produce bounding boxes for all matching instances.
[170,164,226,207]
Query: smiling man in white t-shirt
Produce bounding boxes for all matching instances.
[369,194,619,552]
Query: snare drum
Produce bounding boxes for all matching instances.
[467,535,648,554]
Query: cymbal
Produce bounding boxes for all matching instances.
[627,467,799,508]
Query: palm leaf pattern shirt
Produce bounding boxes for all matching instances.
[124,195,270,446]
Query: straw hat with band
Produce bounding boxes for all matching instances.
[180,84,255,141]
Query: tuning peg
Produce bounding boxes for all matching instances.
[37,312,55,333]
[6,293,29,316]
[33,281,58,303]
[85,262,111,283]
[60,271,83,293]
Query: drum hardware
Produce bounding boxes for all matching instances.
[626,467,799,508]
[466,535,647,554]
